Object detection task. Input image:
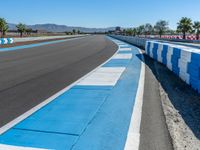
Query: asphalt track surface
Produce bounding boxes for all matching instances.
[0,35,117,128]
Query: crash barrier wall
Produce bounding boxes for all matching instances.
[110,35,200,93]
[0,38,14,45]
[110,35,146,48]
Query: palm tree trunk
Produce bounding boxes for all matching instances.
[2,31,5,38]
[183,32,186,39]
[196,33,199,40]
[1,28,3,38]
[20,32,23,37]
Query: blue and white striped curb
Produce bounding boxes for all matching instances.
[0,38,14,45]
[0,37,143,150]
[146,41,200,93]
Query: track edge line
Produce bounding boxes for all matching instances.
[124,48,145,150]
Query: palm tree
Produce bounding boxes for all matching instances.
[126,28,134,36]
[2,24,8,37]
[0,18,8,38]
[16,23,26,37]
[177,17,193,39]
[193,21,200,40]
[154,20,168,38]
[144,23,153,37]
[136,25,145,36]
[132,28,137,36]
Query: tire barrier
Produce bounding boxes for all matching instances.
[0,38,14,45]
[110,35,200,93]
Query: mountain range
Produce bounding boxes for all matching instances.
[8,23,116,33]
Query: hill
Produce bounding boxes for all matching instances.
[8,23,115,33]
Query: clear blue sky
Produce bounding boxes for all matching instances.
[1,0,200,29]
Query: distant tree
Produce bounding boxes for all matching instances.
[132,28,137,36]
[144,23,153,36]
[166,29,176,35]
[193,21,200,40]
[26,28,32,35]
[0,18,8,38]
[154,20,168,38]
[136,25,145,36]
[16,23,26,37]
[2,24,8,37]
[126,28,134,36]
[177,17,193,39]
[72,29,76,34]
[135,27,140,36]
[77,30,81,34]
[122,29,126,35]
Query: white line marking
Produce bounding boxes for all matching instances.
[124,49,145,150]
[77,67,125,86]
[119,44,129,47]
[0,38,120,135]
[119,47,132,51]
[112,54,132,59]
[96,67,126,73]
[0,144,48,150]
[115,42,125,44]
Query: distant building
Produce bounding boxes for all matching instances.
[115,26,122,34]
[107,26,122,35]
[115,26,121,32]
